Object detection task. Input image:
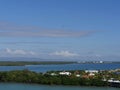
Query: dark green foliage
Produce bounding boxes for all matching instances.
[0,70,108,86]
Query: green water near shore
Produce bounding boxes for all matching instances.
[0,83,119,90]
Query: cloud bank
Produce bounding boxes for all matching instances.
[50,51,79,57]
[5,48,36,55]
[1,48,79,58]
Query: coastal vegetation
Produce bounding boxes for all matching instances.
[0,70,106,86]
[0,69,119,87]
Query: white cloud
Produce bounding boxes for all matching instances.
[50,51,79,57]
[29,51,36,55]
[5,48,36,55]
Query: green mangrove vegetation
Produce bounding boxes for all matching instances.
[0,70,108,86]
[0,69,119,87]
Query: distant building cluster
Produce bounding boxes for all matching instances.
[48,69,120,86]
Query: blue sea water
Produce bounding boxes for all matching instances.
[0,83,119,90]
[0,63,120,72]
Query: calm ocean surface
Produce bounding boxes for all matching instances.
[0,63,120,72]
[0,83,119,90]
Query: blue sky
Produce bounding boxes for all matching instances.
[0,0,120,61]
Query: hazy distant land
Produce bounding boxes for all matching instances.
[0,61,76,66]
[0,60,120,66]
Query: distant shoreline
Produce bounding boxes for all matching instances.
[0,61,76,66]
[0,61,120,66]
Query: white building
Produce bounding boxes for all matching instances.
[89,73,95,76]
[85,70,98,76]
[85,70,98,73]
[76,74,81,77]
[108,79,120,83]
[59,71,71,76]
[50,73,57,76]
[103,78,120,83]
